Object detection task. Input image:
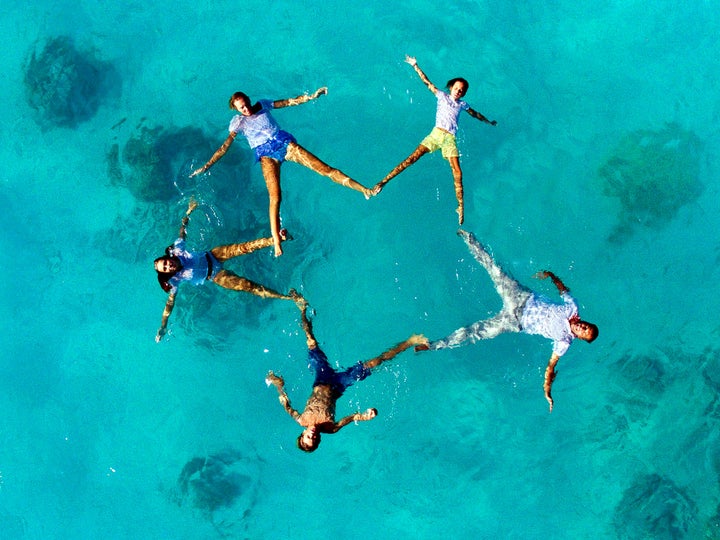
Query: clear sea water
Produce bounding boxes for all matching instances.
[1,1,719,538]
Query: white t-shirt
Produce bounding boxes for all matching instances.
[434,90,469,135]
[228,99,280,148]
[520,292,578,356]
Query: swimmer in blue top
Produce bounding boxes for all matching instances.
[154,198,301,342]
[372,56,497,224]
[266,297,428,452]
[416,230,598,411]
[191,88,373,257]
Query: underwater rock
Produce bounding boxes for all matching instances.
[108,124,208,202]
[174,449,260,533]
[108,119,251,203]
[613,350,668,400]
[598,123,703,243]
[613,473,698,539]
[24,35,118,128]
[707,504,720,539]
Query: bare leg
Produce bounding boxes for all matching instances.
[285,143,372,199]
[260,157,284,257]
[373,145,429,195]
[212,269,294,300]
[449,156,464,225]
[297,298,318,349]
[210,232,288,262]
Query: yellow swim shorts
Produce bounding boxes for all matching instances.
[420,127,459,159]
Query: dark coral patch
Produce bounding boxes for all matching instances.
[24,36,118,128]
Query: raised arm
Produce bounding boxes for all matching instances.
[467,107,497,126]
[543,353,560,412]
[190,132,237,177]
[333,408,378,432]
[534,270,569,295]
[156,291,177,342]
[405,56,437,94]
[363,334,428,369]
[273,87,328,109]
[266,371,301,420]
[177,197,198,240]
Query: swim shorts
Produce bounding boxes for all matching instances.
[253,130,296,163]
[308,347,371,397]
[420,127,459,159]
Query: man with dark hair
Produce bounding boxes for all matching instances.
[266,299,427,452]
[417,230,598,412]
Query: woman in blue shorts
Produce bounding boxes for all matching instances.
[153,198,300,342]
[191,87,373,257]
[265,297,427,452]
[372,56,497,224]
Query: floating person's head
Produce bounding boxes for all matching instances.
[154,255,181,292]
[228,92,252,115]
[297,426,321,453]
[446,77,469,100]
[570,319,598,343]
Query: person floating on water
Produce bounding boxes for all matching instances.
[153,197,301,342]
[372,55,497,225]
[266,297,428,452]
[191,87,374,257]
[416,230,598,411]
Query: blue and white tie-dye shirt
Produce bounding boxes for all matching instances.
[228,100,280,149]
[167,239,210,292]
[520,292,578,357]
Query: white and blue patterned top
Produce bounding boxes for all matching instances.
[520,292,578,357]
[434,90,469,135]
[228,100,280,148]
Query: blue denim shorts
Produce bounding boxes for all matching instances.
[308,347,371,397]
[253,130,296,163]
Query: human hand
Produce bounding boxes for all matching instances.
[457,204,464,225]
[265,371,284,388]
[189,167,204,178]
[155,329,165,343]
[490,120,497,126]
[404,55,417,66]
[545,393,554,413]
[533,271,550,280]
[187,197,198,215]
[313,87,328,99]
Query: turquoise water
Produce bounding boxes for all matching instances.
[2,1,719,538]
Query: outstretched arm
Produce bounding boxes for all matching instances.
[274,87,328,109]
[190,133,237,177]
[333,408,378,432]
[405,56,438,94]
[156,291,177,342]
[467,107,497,126]
[363,334,428,369]
[266,371,301,420]
[543,353,560,412]
[177,198,198,240]
[534,270,569,294]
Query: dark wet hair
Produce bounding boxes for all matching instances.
[154,251,181,293]
[228,91,250,109]
[446,77,469,92]
[584,322,599,343]
[297,432,320,453]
